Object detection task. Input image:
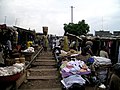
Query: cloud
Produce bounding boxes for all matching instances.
[0,0,120,35]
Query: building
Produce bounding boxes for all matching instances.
[113,31,120,36]
[95,30,112,37]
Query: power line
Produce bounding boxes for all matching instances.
[15,18,18,25]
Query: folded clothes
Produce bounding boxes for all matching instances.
[93,56,111,65]
[61,75,86,88]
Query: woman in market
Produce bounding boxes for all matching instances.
[76,47,95,76]
[85,45,94,56]
[109,63,120,90]
[42,35,49,51]
[99,46,109,58]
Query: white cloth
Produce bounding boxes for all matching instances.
[93,56,111,65]
[61,75,85,88]
[62,60,88,74]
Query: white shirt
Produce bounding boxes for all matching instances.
[55,39,60,47]
[100,50,109,58]
[7,40,12,50]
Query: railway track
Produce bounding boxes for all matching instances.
[18,49,62,90]
[1,47,99,90]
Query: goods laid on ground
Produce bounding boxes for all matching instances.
[0,63,25,83]
[22,47,35,53]
[0,63,24,76]
[53,46,112,90]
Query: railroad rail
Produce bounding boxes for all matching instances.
[0,46,44,90]
[18,48,62,90]
[25,47,43,70]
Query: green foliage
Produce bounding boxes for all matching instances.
[63,20,90,36]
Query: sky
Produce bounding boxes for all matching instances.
[0,0,120,36]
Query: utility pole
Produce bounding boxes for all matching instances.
[4,16,7,24]
[71,6,74,23]
[15,18,17,25]
[102,16,103,30]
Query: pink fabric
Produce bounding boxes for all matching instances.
[61,70,91,78]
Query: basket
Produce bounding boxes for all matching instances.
[0,72,22,83]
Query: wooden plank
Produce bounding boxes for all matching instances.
[28,68,57,72]
[32,63,56,66]
[35,59,55,62]
[37,57,54,59]
[27,76,58,80]
[16,71,27,88]
[18,88,62,90]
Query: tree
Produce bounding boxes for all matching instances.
[63,20,90,36]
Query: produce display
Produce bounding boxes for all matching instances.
[0,63,24,76]
[23,47,35,52]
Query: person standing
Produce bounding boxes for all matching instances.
[42,35,48,51]
[52,37,61,56]
[6,39,12,58]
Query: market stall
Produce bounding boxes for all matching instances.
[0,62,25,89]
[52,35,112,90]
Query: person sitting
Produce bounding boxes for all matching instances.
[86,45,94,56]
[76,47,91,63]
[76,47,95,75]
[100,46,109,58]
[109,63,120,90]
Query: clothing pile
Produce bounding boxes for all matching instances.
[60,59,91,88]
[92,56,111,66]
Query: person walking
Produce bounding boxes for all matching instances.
[42,35,49,51]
